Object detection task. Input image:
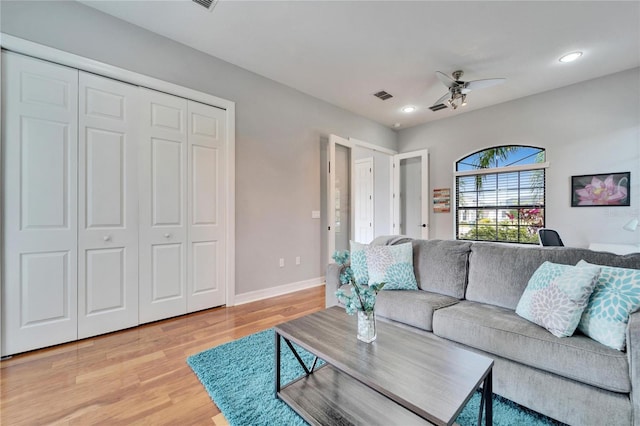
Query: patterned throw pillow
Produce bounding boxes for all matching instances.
[365,242,418,290]
[577,260,640,351]
[516,261,601,338]
[349,241,369,285]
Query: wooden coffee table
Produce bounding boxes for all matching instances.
[275,306,494,426]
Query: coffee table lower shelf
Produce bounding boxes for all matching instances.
[278,364,435,426]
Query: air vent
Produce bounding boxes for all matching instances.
[429,103,448,112]
[192,0,218,11]
[373,90,393,101]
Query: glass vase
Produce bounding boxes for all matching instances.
[357,310,376,343]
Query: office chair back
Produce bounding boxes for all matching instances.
[538,229,564,247]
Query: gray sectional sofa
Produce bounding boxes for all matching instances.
[325,237,640,425]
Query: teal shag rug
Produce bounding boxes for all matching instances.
[187,329,564,426]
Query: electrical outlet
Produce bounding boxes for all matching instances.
[279,258,285,268]
[295,256,301,265]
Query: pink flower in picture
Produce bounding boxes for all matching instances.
[575,175,628,206]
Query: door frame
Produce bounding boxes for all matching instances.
[349,137,396,237]
[327,134,354,262]
[1,34,237,306]
[392,150,430,239]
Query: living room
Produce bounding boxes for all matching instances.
[1,1,639,425]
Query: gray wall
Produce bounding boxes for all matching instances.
[398,68,640,248]
[0,1,397,296]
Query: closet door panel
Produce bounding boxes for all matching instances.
[84,128,124,227]
[192,241,217,295]
[21,117,71,229]
[78,72,139,339]
[192,145,218,225]
[151,244,184,300]
[152,138,182,226]
[187,101,226,312]
[85,248,125,314]
[21,251,71,324]
[2,52,79,355]
[139,89,188,323]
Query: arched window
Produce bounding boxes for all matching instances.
[455,145,547,244]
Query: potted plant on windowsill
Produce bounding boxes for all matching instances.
[333,250,384,343]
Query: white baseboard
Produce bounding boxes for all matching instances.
[233,276,325,306]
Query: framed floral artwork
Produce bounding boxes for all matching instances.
[571,172,630,207]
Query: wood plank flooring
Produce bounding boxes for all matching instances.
[0,286,325,425]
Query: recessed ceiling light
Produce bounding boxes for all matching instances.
[559,51,583,63]
[401,106,416,113]
[393,123,401,128]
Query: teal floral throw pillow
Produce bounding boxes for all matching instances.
[577,260,640,351]
[349,241,369,285]
[365,242,418,290]
[516,261,601,338]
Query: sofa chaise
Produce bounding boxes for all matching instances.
[325,237,640,425]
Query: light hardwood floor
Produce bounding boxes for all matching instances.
[0,286,325,425]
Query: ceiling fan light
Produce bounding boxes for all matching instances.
[559,51,583,63]
[461,94,467,106]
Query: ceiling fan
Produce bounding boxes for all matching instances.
[429,70,506,112]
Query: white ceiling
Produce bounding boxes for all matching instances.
[81,0,640,129]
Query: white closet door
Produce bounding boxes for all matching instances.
[354,157,374,244]
[187,101,226,311]
[1,52,79,355]
[139,89,188,323]
[77,72,139,338]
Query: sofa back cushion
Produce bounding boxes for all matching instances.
[466,243,640,310]
[413,239,472,299]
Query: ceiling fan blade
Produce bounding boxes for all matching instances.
[432,91,451,106]
[436,71,456,88]
[464,78,506,91]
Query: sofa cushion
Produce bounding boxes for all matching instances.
[412,239,472,298]
[374,289,459,331]
[515,261,600,337]
[577,260,640,351]
[366,242,418,290]
[466,243,640,310]
[432,300,630,393]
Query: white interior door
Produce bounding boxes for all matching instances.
[354,157,374,243]
[139,88,188,324]
[187,100,226,312]
[1,52,79,355]
[327,134,354,261]
[77,72,139,338]
[393,150,429,239]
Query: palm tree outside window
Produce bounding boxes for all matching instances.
[455,146,547,244]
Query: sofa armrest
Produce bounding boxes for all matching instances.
[325,263,344,308]
[627,310,640,425]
